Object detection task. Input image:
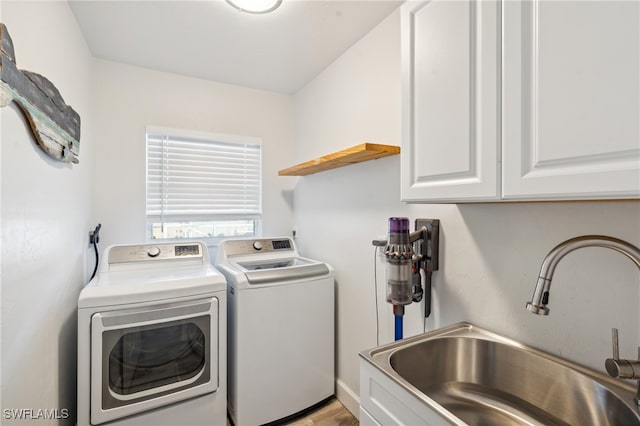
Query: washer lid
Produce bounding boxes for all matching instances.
[237,257,313,270]
[241,261,330,285]
[222,256,330,285]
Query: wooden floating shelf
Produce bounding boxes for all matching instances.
[278,143,400,176]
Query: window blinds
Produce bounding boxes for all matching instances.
[146,131,262,222]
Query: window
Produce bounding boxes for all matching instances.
[146,126,262,242]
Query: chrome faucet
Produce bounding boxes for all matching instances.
[526,235,640,403]
[526,235,640,315]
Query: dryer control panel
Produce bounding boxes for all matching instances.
[108,242,204,264]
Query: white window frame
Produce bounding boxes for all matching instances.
[145,125,262,245]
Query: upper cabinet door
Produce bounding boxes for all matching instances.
[502,0,640,200]
[400,0,500,202]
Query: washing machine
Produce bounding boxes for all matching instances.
[77,241,226,426]
[215,237,335,426]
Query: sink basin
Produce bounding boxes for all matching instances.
[360,323,640,425]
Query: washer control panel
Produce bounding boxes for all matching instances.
[224,238,293,257]
[108,242,204,264]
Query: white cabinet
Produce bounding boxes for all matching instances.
[401,0,500,202]
[359,358,456,426]
[401,0,640,203]
[502,0,640,200]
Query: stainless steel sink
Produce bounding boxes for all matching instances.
[360,322,640,425]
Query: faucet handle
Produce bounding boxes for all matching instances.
[606,328,640,379]
[612,328,620,360]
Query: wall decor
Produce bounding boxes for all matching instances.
[0,23,80,163]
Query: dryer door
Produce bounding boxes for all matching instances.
[90,297,218,425]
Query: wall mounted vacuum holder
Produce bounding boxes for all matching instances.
[414,219,439,317]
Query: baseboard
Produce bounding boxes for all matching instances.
[335,378,360,419]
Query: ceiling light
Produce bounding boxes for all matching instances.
[226,0,282,14]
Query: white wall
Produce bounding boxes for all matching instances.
[0,1,93,424]
[90,60,296,258]
[293,9,640,415]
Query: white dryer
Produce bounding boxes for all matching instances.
[78,241,226,426]
[215,237,335,426]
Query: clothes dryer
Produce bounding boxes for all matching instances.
[77,241,226,426]
[216,237,334,426]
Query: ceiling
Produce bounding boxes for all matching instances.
[69,0,402,94]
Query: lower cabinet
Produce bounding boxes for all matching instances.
[359,406,382,426]
[359,358,459,426]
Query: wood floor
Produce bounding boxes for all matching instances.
[282,398,358,426]
[228,398,358,426]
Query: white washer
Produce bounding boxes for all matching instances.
[78,241,227,426]
[216,237,335,426]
